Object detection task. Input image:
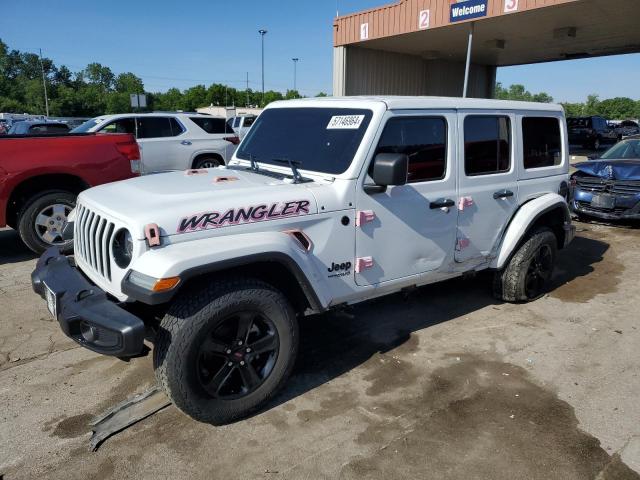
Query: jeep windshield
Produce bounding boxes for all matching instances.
[236,107,373,175]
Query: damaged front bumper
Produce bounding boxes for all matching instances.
[31,248,147,357]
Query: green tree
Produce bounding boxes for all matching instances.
[583,94,600,116]
[83,63,115,91]
[285,89,300,100]
[597,97,637,119]
[114,72,144,93]
[182,84,208,111]
[315,92,328,97]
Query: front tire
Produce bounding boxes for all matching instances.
[493,228,558,302]
[154,278,298,424]
[17,190,76,254]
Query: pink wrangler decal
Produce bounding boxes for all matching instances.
[177,200,312,233]
[456,238,471,251]
[355,257,374,273]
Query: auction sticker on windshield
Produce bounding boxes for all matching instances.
[327,115,365,129]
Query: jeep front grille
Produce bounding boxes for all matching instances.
[74,204,116,281]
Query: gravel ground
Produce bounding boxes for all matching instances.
[1,220,639,480]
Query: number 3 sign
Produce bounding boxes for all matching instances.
[504,0,518,12]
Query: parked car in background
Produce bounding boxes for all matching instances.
[8,120,70,135]
[570,135,640,221]
[0,132,140,253]
[613,120,640,139]
[227,114,257,139]
[71,113,239,173]
[567,116,617,150]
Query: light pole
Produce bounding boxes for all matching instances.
[292,58,299,96]
[259,29,267,106]
[38,48,49,117]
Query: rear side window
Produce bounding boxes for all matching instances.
[464,116,511,176]
[101,118,136,134]
[190,117,229,134]
[376,117,447,183]
[137,117,175,138]
[244,116,256,127]
[169,118,184,136]
[522,117,562,169]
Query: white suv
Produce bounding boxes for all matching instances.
[72,113,239,173]
[34,97,575,425]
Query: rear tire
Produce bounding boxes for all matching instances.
[193,156,222,169]
[493,228,558,303]
[17,190,76,254]
[154,278,298,425]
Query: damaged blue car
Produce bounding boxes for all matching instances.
[571,135,640,221]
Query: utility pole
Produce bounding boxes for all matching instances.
[38,48,50,117]
[246,72,250,107]
[292,58,299,96]
[258,29,268,106]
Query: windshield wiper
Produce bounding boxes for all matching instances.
[273,158,305,184]
[248,154,260,172]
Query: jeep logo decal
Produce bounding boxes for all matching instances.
[328,261,352,278]
[178,200,311,233]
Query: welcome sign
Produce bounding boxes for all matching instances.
[450,0,489,22]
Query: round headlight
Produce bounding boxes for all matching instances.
[113,229,133,269]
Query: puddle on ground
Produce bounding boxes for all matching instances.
[551,230,624,303]
[342,354,639,480]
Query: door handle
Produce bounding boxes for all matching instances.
[493,190,514,200]
[430,199,455,209]
[181,140,192,146]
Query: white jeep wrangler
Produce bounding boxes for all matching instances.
[32,97,575,424]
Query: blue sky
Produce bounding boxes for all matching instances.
[1,0,638,102]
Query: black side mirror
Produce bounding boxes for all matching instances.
[364,153,408,194]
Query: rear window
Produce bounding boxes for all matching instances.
[29,124,70,134]
[464,116,511,176]
[522,117,562,169]
[190,117,230,134]
[70,118,100,133]
[237,108,373,175]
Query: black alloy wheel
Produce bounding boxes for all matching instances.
[524,244,554,299]
[197,311,279,399]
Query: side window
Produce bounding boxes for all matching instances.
[375,117,447,183]
[169,118,184,136]
[464,116,511,176]
[522,117,562,169]
[100,118,136,135]
[190,117,229,134]
[137,117,174,139]
[244,116,256,127]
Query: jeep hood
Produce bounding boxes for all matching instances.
[78,168,319,238]
[574,160,640,181]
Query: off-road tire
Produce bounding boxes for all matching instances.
[17,190,76,255]
[493,228,558,303]
[153,278,298,425]
[192,156,222,169]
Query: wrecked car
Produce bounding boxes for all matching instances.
[571,135,640,221]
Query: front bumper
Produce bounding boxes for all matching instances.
[31,248,146,357]
[571,189,640,221]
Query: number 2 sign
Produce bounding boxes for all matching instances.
[418,10,430,30]
[504,0,518,13]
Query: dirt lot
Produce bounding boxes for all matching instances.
[1,220,639,480]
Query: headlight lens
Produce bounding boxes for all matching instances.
[113,229,133,268]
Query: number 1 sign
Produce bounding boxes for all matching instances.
[360,23,369,40]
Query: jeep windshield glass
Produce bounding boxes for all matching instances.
[236,108,373,175]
